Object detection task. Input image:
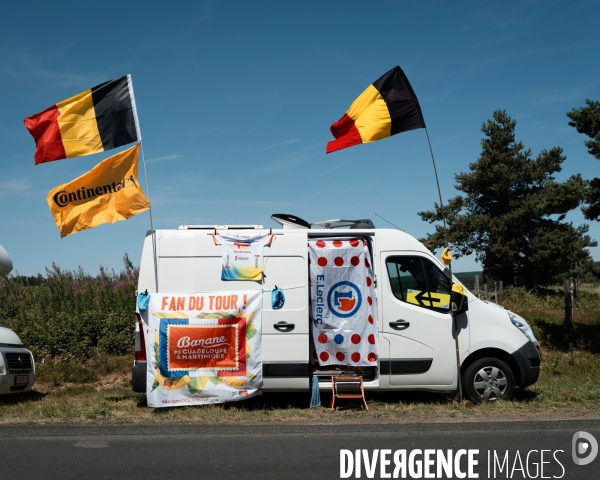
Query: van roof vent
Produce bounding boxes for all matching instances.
[311,219,375,229]
[178,225,264,230]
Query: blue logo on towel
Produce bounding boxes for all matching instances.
[327,281,362,318]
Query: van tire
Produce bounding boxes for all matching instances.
[462,357,515,402]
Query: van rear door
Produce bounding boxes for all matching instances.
[156,229,310,391]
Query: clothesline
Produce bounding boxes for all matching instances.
[261,284,306,293]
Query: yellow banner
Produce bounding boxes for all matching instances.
[406,290,451,309]
[47,143,150,237]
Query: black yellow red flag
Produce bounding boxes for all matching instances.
[47,144,150,237]
[326,66,425,154]
[24,75,140,165]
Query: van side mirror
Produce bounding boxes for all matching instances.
[451,290,468,315]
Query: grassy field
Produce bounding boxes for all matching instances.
[1,349,599,425]
[1,285,599,425]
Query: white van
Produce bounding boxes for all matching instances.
[132,219,540,401]
[0,323,36,395]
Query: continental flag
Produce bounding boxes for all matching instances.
[326,66,425,154]
[24,75,140,165]
[47,143,150,237]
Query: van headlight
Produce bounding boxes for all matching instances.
[508,313,525,329]
[508,312,538,345]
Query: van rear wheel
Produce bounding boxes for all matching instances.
[463,357,515,402]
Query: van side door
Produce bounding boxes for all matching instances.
[380,253,469,387]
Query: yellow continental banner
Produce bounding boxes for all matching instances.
[47,143,150,237]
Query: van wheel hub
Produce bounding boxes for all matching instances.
[473,366,508,401]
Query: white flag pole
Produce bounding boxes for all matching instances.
[139,141,159,293]
[128,74,159,292]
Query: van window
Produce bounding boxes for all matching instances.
[386,256,451,312]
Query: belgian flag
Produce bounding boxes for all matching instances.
[24,75,140,165]
[326,66,425,154]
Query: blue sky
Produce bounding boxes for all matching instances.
[1,1,599,276]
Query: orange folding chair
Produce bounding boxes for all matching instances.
[330,376,368,411]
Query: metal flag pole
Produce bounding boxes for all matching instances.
[424,126,463,403]
[128,74,159,294]
[139,141,159,293]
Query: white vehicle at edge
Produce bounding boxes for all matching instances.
[0,243,13,277]
[0,324,36,395]
[0,244,36,395]
[131,218,540,402]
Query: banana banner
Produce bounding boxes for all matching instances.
[143,290,262,408]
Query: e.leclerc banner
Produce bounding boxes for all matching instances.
[143,291,262,407]
[309,237,378,367]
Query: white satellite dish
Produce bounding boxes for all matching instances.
[0,244,13,277]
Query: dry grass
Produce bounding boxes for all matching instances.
[1,287,599,425]
[0,347,599,425]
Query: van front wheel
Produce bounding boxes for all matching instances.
[462,357,515,402]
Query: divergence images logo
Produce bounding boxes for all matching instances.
[327,281,362,318]
[572,431,598,466]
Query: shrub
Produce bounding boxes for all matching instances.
[503,285,600,312]
[521,312,600,354]
[504,286,600,353]
[0,255,137,360]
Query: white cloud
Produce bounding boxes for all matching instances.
[266,138,301,148]
[464,40,600,75]
[145,154,183,164]
[0,48,96,90]
[530,81,600,107]
[0,178,31,192]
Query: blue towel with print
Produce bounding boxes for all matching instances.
[271,287,285,310]
[137,291,150,312]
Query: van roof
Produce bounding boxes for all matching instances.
[146,226,430,255]
[178,225,265,230]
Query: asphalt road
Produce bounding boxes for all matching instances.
[1,420,599,479]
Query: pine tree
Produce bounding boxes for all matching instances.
[567,98,600,220]
[419,110,596,289]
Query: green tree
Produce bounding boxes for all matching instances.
[419,110,596,289]
[567,98,600,220]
